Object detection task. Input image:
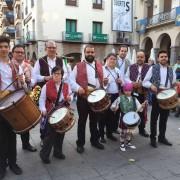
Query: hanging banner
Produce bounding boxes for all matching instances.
[175,6,180,26]
[112,0,133,32]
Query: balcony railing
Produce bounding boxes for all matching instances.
[4,26,15,34]
[116,37,131,44]
[26,31,36,42]
[90,33,108,43]
[62,31,83,42]
[147,8,176,26]
[66,0,77,6]
[93,3,102,9]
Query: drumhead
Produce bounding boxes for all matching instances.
[87,89,106,103]
[49,107,68,124]
[123,112,140,125]
[0,90,25,109]
[157,89,176,100]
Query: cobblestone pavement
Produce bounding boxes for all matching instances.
[4,104,180,180]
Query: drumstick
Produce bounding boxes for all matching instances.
[1,77,18,92]
[136,100,147,112]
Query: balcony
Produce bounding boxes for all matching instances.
[3,26,15,34]
[93,3,103,9]
[115,37,131,44]
[62,31,83,42]
[147,8,176,27]
[26,31,36,42]
[90,33,108,43]
[5,0,13,10]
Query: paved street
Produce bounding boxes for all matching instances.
[4,103,180,180]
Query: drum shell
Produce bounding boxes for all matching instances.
[0,90,42,133]
[49,108,75,133]
[88,90,111,112]
[157,90,178,110]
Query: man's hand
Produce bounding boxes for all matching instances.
[78,87,85,95]
[103,77,109,86]
[42,110,47,117]
[150,84,157,93]
[116,78,122,84]
[65,95,71,102]
[18,74,25,84]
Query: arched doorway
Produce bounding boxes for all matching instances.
[142,37,153,63]
[156,33,171,63]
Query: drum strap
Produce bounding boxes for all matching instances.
[132,97,137,111]
[165,67,169,88]
[55,82,63,107]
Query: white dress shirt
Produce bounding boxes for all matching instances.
[110,96,143,112]
[103,66,124,94]
[0,61,24,91]
[33,57,71,83]
[117,57,126,75]
[39,82,73,112]
[70,61,105,92]
[142,64,176,89]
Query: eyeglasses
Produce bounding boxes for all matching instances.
[14,51,25,54]
[47,47,56,49]
[54,72,61,75]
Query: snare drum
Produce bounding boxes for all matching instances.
[0,89,42,133]
[157,89,178,109]
[122,112,140,129]
[48,107,75,133]
[87,89,111,112]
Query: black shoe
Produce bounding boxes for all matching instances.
[158,138,172,146]
[91,142,104,150]
[0,167,6,180]
[150,140,157,148]
[23,144,37,152]
[139,130,149,138]
[100,137,106,143]
[53,153,66,160]
[40,153,51,164]
[77,146,84,154]
[107,134,117,141]
[9,164,22,175]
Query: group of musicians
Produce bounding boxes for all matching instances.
[0,35,179,179]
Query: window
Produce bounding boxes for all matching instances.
[93,22,102,34]
[93,0,102,9]
[66,0,77,6]
[66,19,77,32]
[31,0,34,8]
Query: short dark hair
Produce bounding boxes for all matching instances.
[0,36,10,45]
[118,45,128,51]
[106,53,117,59]
[12,44,25,53]
[84,44,94,53]
[51,66,64,77]
[157,50,168,58]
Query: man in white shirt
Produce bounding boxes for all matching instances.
[0,36,24,179]
[125,51,150,137]
[143,50,176,148]
[70,45,106,153]
[116,45,130,78]
[12,44,37,153]
[33,40,71,87]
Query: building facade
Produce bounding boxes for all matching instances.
[136,0,180,64]
[19,0,135,62]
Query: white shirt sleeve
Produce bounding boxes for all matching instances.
[124,67,132,84]
[39,84,47,112]
[110,97,120,110]
[142,66,153,88]
[33,60,45,83]
[69,66,80,92]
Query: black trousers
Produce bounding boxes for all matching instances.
[0,115,16,168]
[150,94,169,140]
[40,123,65,159]
[21,131,30,148]
[98,93,120,138]
[136,94,147,133]
[76,96,100,147]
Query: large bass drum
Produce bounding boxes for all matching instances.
[0,89,42,133]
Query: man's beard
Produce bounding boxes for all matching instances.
[85,55,95,63]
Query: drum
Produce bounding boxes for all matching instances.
[122,112,140,129]
[87,89,111,112]
[0,89,42,133]
[157,89,178,109]
[48,107,75,133]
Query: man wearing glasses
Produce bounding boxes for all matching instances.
[12,44,37,152]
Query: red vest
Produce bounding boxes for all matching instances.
[0,61,20,90]
[76,60,103,88]
[45,79,69,112]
